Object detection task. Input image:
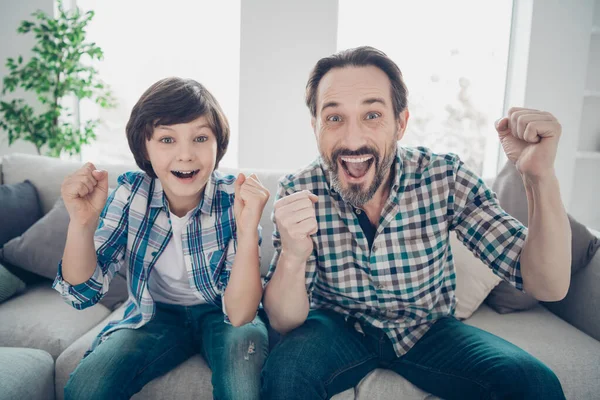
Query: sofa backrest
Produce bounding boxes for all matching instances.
[1,153,290,276]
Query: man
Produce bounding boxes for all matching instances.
[261,46,571,399]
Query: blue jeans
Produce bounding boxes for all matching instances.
[64,302,268,400]
[262,309,565,400]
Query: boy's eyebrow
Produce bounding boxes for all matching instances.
[154,124,212,131]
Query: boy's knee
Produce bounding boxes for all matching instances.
[65,369,115,400]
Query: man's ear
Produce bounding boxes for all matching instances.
[396,109,410,141]
[311,117,317,137]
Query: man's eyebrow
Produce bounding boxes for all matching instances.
[321,101,340,113]
[363,97,386,106]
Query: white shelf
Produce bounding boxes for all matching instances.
[576,151,600,160]
[584,90,600,97]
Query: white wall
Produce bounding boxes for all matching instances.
[506,0,595,206]
[237,0,338,170]
[0,0,53,157]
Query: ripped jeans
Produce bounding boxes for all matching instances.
[64,302,268,400]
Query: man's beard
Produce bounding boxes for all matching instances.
[323,137,397,208]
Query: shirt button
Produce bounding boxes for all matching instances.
[356,209,362,214]
[377,284,385,290]
[372,245,377,252]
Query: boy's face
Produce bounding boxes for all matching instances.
[146,115,217,216]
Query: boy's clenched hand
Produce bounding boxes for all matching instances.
[61,162,109,229]
[233,173,270,237]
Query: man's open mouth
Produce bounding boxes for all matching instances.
[339,155,374,179]
[171,169,200,179]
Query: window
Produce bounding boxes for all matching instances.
[338,0,513,177]
[76,0,241,167]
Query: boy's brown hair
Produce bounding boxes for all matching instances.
[126,77,230,178]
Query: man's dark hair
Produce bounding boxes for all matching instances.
[305,46,408,119]
[126,77,230,177]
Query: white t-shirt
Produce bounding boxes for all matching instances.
[148,209,207,305]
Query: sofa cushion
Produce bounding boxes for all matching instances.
[1,153,137,214]
[0,180,42,246]
[467,304,600,400]
[451,232,501,320]
[543,250,600,342]
[0,347,54,400]
[488,160,600,313]
[0,262,26,303]
[0,283,110,359]
[1,197,129,310]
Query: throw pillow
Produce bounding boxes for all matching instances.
[451,232,502,319]
[0,262,26,303]
[1,197,129,310]
[487,161,600,313]
[0,180,42,246]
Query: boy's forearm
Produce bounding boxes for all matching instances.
[223,233,263,327]
[61,221,98,285]
[263,251,310,334]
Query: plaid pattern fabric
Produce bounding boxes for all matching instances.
[266,145,527,357]
[53,170,251,355]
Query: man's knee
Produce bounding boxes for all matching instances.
[491,357,564,399]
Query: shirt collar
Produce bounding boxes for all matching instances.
[149,172,216,216]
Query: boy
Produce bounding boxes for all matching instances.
[54,77,269,399]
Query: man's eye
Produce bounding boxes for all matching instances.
[160,137,174,144]
[365,112,380,120]
[195,136,208,143]
[327,115,342,122]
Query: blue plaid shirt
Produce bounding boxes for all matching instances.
[53,170,255,355]
[266,146,527,357]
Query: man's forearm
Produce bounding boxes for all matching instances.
[224,233,263,327]
[263,251,310,334]
[520,172,571,301]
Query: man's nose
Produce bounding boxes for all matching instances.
[343,119,366,148]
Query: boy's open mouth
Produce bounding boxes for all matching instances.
[171,169,200,179]
[339,155,374,179]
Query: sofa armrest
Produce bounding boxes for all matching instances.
[543,250,600,342]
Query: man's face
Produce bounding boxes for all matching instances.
[313,66,408,207]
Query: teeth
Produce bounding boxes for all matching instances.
[340,156,373,163]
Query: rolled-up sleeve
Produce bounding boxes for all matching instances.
[450,158,527,290]
[53,177,130,309]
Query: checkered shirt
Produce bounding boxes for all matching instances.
[266,145,527,357]
[53,170,257,355]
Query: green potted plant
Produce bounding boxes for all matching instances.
[0,1,114,157]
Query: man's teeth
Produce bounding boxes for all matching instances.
[340,156,373,163]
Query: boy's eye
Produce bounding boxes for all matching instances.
[195,136,208,143]
[365,112,381,120]
[160,137,174,144]
[327,115,342,122]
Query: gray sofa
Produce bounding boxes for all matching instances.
[0,152,599,400]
